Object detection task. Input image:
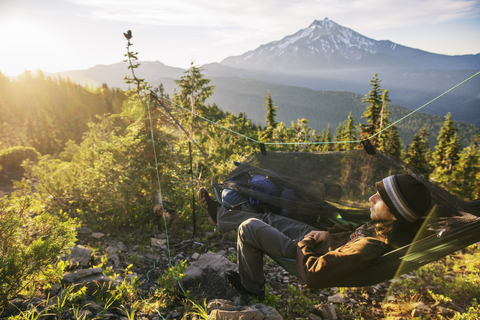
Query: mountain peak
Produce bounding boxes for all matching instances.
[309,18,338,30]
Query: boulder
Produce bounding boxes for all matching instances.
[207,300,282,320]
[321,303,337,320]
[328,294,346,304]
[61,245,92,267]
[181,252,245,305]
[91,232,105,239]
[151,238,167,248]
[63,267,108,284]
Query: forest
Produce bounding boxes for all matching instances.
[1,39,480,319]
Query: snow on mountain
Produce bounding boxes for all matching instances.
[220,18,480,72]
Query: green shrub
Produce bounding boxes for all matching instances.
[0,195,77,309]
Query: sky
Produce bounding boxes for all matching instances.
[1,0,480,77]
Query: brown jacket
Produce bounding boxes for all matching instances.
[296,222,391,288]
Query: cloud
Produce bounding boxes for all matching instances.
[63,0,480,45]
[66,0,480,26]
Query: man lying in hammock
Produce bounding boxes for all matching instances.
[199,174,431,298]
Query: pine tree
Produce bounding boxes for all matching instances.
[405,125,431,176]
[359,74,384,147]
[431,113,462,186]
[341,112,357,151]
[334,122,345,151]
[450,141,480,200]
[261,90,278,142]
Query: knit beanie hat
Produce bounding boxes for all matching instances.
[375,174,431,226]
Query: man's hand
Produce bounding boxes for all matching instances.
[304,230,329,243]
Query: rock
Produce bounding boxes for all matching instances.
[87,301,103,313]
[48,283,62,296]
[27,296,45,309]
[63,267,109,284]
[151,238,167,248]
[182,252,245,305]
[321,303,337,320]
[9,298,28,310]
[207,300,282,320]
[436,305,454,315]
[61,245,92,268]
[80,310,93,319]
[192,252,200,260]
[207,299,240,312]
[105,245,118,255]
[309,313,322,320]
[102,312,116,319]
[311,304,322,317]
[77,227,92,234]
[209,308,263,320]
[257,305,282,320]
[109,253,121,268]
[412,302,431,312]
[170,311,182,318]
[91,232,105,239]
[117,241,127,251]
[328,294,346,304]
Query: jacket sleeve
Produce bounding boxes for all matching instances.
[296,237,386,288]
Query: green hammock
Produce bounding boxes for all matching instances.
[214,150,480,286]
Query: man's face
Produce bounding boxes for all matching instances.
[369,192,396,221]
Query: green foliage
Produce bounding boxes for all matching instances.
[0,195,77,309]
[276,284,319,318]
[154,260,188,309]
[186,299,209,320]
[18,112,173,230]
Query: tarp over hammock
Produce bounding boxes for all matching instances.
[215,150,480,287]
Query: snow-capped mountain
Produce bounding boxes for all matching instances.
[221,18,480,72]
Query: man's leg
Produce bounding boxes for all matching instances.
[261,212,318,241]
[216,203,264,233]
[236,218,298,294]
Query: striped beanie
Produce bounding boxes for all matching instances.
[375,174,431,226]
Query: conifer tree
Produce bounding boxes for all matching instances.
[316,124,333,151]
[431,113,462,186]
[334,122,345,151]
[174,61,215,119]
[359,74,383,147]
[405,125,431,176]
[341,112,357,151]
[450,141,480,200]
[261,90,278,142]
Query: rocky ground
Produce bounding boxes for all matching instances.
[3,223,465,320]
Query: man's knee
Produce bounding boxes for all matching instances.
[238,218,262,239]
